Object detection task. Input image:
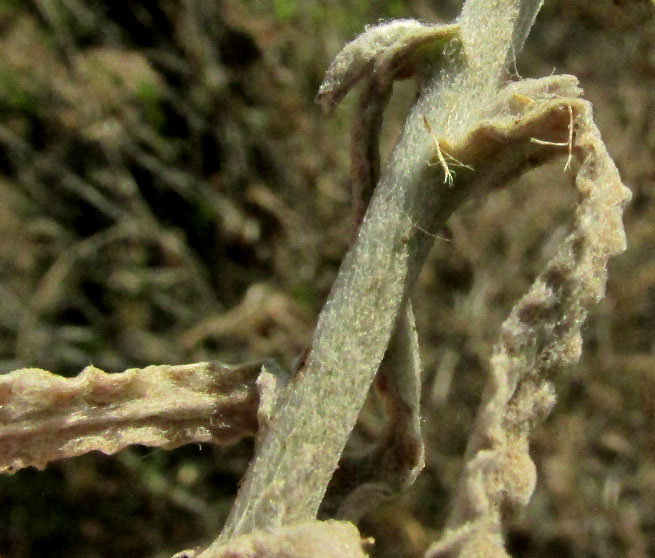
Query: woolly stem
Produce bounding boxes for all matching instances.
[211,0,539,547]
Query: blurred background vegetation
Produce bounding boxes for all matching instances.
[0,1,654,557]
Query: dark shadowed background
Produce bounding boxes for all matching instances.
[0,1,654,557]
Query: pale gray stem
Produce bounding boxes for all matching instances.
[205,0,542,550]
[321,303,424,522]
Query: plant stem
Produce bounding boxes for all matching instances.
[206,0,544,548]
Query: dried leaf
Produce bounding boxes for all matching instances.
[196,520,369,558]
[316,19,460,114]
[0,360,288,473]
[425,76,631,558]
